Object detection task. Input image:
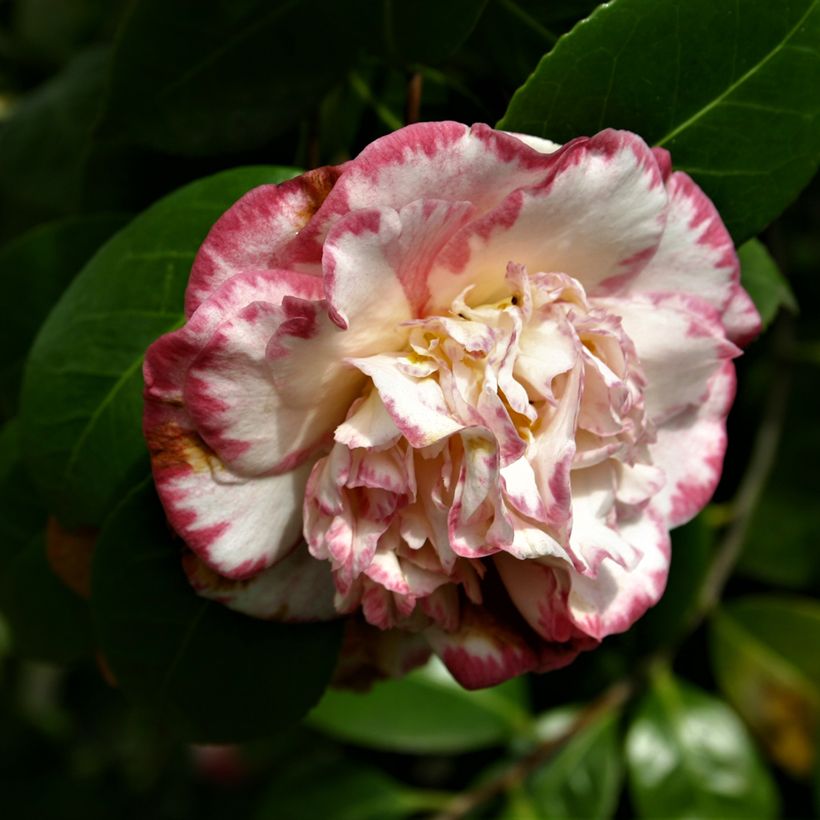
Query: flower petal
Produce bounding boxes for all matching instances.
[617,171,760,345]
[600,292,740,425]
[182,543,338,621]
[144,401,312,579]
[185,166,343,316]
[649,360,737,527]
[429,129,668,306]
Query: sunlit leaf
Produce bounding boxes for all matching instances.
[500,0,820,243]
[626,668,779,818]
[711,596,820,777]
[92,481,342,743]
[309,656,530,753]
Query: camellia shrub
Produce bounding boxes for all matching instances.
[0,1,817,818]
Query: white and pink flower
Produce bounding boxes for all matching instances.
[143,123,759,689]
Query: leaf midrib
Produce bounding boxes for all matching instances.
[654,0,818,147]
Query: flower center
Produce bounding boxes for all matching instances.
[304,263,661,631]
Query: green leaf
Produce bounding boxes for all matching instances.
[626,668,779,819]
[0,47,109,240]
[104,0,362,156]
[309,656,531,753]
[254,756,434,820]
[19,165,299,526]
[1,533,93,663]
[91,481,342,743]
[638,514,713,650]
[499,0,820,243]
[383,0,489,65]
[0,213,129,419]
[711,596,820,777]
[738,239,798,329]
[521,706,622,820]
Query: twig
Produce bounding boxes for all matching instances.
[405,72,423,125]
[431,679,634,820]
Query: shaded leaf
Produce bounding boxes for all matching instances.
[0,213,129,418]
[738,239,798,329]
[104,0,361,156]
[254,756,431,820]
[1,533,93,663]
[20,165,299,526]
[91,481,342,743]
[0,47,109,240]
[383,0,489,65]
[626,668,779,818]
[309,656,530,753]
[500,0,820,243]
[711,596,820,777]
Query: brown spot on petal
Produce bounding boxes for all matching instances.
[46,516,97,599]
[294,165,343,226]
[146,421,223,474]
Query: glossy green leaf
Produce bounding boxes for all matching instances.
[309,656,531,753]
[626,668,779,819]
[0,213,129,418]
[20,165,299,526]
[383,0,489,65]
[519,706,622,820]
[711,596,820,777]
[500,0,820,243]
[254,756,436,820]
[104,0,362,156]
[0,48,109,240]
[91,481,342,743]
[738,239,798,329]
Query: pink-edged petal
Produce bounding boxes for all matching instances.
[600,292,740,425]
[349,354,463,447]
[504,132,562,154]
[448,428,514,558]
[425,604,538,689]
[185,165,343,316]
[144,401,312,579]
[301,122,559,250]
[614,170,760,345]
[649,360,737,527]
[324,201,476,326]
[429,129,668,306]
[565,509,671,640]
[182,543,337,621]
[334,389,402,450]
[144,268,324,404]
[184,297,358,475]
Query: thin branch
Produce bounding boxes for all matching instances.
[405,72,423,125]
[431,679,634,820]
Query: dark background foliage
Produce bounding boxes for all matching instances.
[0,0,818,817]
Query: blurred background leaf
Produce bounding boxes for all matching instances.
[711,596,820,778]
[738,239,798,330]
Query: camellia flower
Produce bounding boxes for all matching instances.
[143,123,759,689]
